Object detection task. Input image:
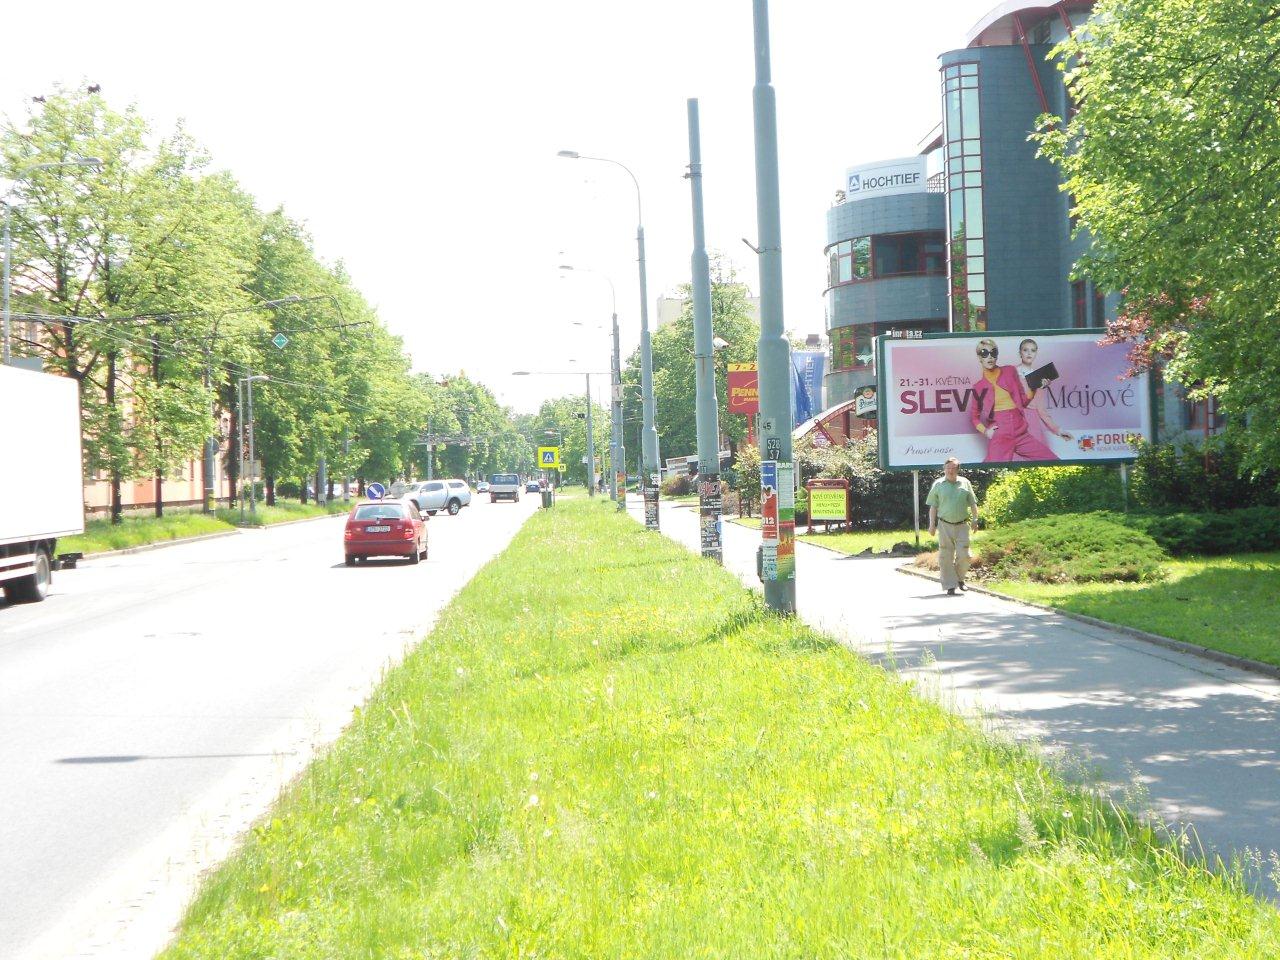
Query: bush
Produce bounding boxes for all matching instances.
[1125,506,1280,556]
[976,513,1167,584]
[661,473,693,497]
[982,466,1125,525]
[1132,433,1280,512]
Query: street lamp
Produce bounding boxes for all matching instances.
[557,149,661,529]
[237,374,270,520]
[513,369,608,494]
[561,263,626,512]
[3,156,103,365]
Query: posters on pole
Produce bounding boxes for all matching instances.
[776,462,795,582]
[644,472,660,529]
[760,460,779,580]
[877,329,1153,470]
[727,363,760,415]
[698,474,722,563]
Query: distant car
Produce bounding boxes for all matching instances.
[525,481,541,494]
[344,499,427,565]
[404,478,471,516]
[489,473,521,502]
[477,481,490,493]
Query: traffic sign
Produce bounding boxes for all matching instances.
[537,446,562,469]
[271,332,289,350]
[366,482,386,500]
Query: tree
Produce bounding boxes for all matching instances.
[623,255,760,464]
[1035,0,1280,475]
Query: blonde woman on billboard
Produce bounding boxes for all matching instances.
[1017,338,1073,446]
[969,339,1058,462]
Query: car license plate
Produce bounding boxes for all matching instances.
[365,524,390,533]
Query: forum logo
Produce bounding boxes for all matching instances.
[846,173,862,193]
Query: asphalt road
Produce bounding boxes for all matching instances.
[0,495,537,960]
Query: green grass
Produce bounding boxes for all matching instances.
[993,552,1280,667]
[162,500,1278,959]
[216,499,349,527]
[734,516,935,553]
[62,501,348,555]
[60,513,233,555]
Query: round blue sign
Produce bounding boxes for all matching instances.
[366,482,386,500]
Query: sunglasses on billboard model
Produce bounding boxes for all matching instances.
[977,348,998,358]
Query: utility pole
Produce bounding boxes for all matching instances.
[203,347,216,513]
[752,0,797,613]
[247,376,258,514]
[236,379,246,523]
[687,98,722,563]
[343,433,351,503]
[585,373,595,496]
[317,456,327,506]
[611,310,625,511]
[425,419,434,481]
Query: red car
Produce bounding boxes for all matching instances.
[344,499,428,565]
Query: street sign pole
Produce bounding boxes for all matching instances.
[687,98,723,564]
[585,373,595,496]
[752,0,796,614]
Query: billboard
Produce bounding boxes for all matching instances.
[727,362,759,415]
[877,329,1154,470]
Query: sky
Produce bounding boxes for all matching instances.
[0,0,993,413]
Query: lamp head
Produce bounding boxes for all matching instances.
[556,150,580,159]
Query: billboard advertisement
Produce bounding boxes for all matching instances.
[727,362,759,415]
[877,329,1154,470]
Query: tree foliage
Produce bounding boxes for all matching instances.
[2,89,524,516]
[622,256,760,464]
[1035,0,1280,474]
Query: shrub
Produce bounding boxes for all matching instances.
[661,473,693,497]
[1132,433,1280,512]
[976,513,1167,584]
[982,466,1125,525]
[1125,506,1280,556]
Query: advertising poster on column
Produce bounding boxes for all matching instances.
[760,460,779,581]
[776,462,795,581]
[727,363,760,415]
[877,330,1154,470]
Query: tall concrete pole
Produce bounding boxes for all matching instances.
[237,379,246,523]
[247,375,259,515]
[611,310,626,511]
[752,0,797,613]
[686,98,723,564]
[584,373,595,496]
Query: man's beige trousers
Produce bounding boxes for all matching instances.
[936,520,971,591]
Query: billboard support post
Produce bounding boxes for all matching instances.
[1120,462,1129,514]
[913,470,921,548]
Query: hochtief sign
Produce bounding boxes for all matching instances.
[844,156,927,202]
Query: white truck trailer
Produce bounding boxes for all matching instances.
[0,365,84,602]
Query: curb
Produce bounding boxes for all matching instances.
[79,513,344,562]
[897,564,1280,683]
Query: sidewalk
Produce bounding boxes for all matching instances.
[628,496,1280,894]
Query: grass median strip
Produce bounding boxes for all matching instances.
[164,500,1278,958]
[734,516,936,553]
[63,501,349,555]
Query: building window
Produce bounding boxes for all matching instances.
[1072,280,1088,328]
[825,232,945,289]
[942,62,986,331]
[830,319,948,373]
[1183,396,1225,433]
[1092,284,1106,327]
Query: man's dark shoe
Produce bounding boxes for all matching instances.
[947,588,956,596]
[958,581,967,592]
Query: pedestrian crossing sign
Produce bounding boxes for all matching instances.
[537,446,562,470]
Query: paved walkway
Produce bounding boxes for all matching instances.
[628,497,1280,895]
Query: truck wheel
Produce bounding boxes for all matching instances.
[447,499,461,516]
[8,548,51,603]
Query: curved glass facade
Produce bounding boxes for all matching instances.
[942,61,986,330]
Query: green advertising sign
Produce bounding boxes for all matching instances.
[808,487,847,521]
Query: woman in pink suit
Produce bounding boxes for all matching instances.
[969,339,1058,462]
[1017,338,1073,448]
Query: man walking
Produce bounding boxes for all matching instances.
[926,457,979,596]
